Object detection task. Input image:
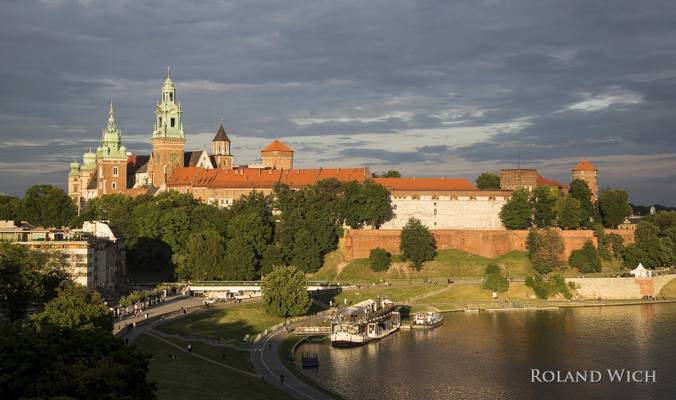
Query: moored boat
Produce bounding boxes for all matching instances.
[330,298,400,347]
[411,311,443,329]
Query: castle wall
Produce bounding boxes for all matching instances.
[566,276,675,300]
[500,169,538,191]
[382,196,507,230]
[343,228,635,260]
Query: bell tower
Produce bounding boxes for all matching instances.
[149,67,185,187]
[212,123,234,169]
[95,102,128,195]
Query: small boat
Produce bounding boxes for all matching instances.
[330,298,400,347]
[464,305,480,312]
[301,352,319,368]
[411,312,443,329]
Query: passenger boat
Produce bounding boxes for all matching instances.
[411,311,443,329]
[330,298,400,347]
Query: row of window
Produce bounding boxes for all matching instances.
[158,117,177,127]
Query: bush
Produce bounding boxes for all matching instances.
[485,264,501,275]
[369,248,391,272]
[569,240,602,273]
[525,274,573,300]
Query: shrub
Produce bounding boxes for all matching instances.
[569,240,602,273]
[525,274,573,300]
[369,248,391,272]
[485,264,501,275]
[525,275,549,299]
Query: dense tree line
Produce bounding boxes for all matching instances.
[0,185,77,227]
[0,242,155,399]
[499,181,632,230]
[623,212,676,268]
[79,178,392,280]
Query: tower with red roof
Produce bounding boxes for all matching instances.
[572,160,598,200]
[260,139,294,170]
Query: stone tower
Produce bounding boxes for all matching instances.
[572,160,598,200]
[68,160,81,206]
[149,68,185,187]
[212,124,234,169]
[260,139,293,170]
[95,102,128,195]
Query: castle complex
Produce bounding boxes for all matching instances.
[67,70,599,231]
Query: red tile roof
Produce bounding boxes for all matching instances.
[373,177,476,191]
[572,160,597,171]
[261,139,293,153]
[536,175,569,190]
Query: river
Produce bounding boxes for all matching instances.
[296,303,676,400]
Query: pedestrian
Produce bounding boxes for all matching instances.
[268,343,272,350]
[187,344,192,352]
[280,374,285,385]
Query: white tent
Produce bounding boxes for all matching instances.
[630,263,652,278]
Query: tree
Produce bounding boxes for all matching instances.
[557,196,582,229]
[32,284,113,332]
[360,180,392,228]
[475,172,501,190]
[569,179,595,227]
[20,185,77,227]
[369,248,391,272]
[633,221,670,268]
[526,229,564,274]
[499,190,532,229]
[569,240,601,273]
[0,324,155,399]
[261,245,287,275]
[0,242,70,322]
[532,186,557,228]
[400,218,436,270]
[598,189,632,228]
[224,238,258,280]
[482,264,509,292]
[0,195,21,222]
[174,229,225,280]
[375,170,401,178]
[290,229,323,273]
[261,266,310,317]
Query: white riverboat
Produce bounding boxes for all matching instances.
[412,311,443,329]
[330,298,400,347]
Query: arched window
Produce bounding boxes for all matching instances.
[112,182,117,190]
[169,93,173,101]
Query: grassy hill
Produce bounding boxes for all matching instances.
[310,248,535,283]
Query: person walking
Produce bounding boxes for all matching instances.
[187,344,192,352]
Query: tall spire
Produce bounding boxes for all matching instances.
[98,101,126,159]
[108,100,115,122]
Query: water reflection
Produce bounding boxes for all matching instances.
[298,303,676,400]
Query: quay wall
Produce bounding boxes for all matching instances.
[343,229,634,260]
[566,275,676,300]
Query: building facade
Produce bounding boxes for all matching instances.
[0,220,125,297]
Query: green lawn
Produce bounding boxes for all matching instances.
[330,284,446,306]
[157,302,284,343]
[327,249,534,282]
[660,278,676,299]
[136,334,291,400]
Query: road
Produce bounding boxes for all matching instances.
[251,316,336,400]
[115,296,204,342]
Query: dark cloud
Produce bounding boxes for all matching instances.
[1,0,676,204]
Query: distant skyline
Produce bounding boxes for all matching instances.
[1,0,676,205]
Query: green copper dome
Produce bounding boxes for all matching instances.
[69,160,80,176]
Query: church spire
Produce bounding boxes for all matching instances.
[97,101,126,159]
[153,68,183,139]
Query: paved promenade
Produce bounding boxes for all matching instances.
[115,296,204,342]
[251,317,336,400]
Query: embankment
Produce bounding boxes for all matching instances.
[343,228,634,260]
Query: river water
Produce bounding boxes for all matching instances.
[297,303,676,400]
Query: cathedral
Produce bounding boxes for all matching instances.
[67,69,295,209]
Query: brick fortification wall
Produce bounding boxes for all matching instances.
[343,229,635,260]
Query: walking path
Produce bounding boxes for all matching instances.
[116,296,204,342]
[251,316,336,400]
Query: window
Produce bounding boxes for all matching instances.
[434,209,437,216]
[393,204,397,210]
[112,182,117,190]
[169,93,173,101]
[393,213,397,219]
[112,166,118,176]
[171,118,175,127]
[159,117,162,126]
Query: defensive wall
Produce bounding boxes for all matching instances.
[566,275,676,300]
[342,228,635,260]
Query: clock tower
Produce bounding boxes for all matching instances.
[149,67,185,188]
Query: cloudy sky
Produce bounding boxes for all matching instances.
[1,0,676,205]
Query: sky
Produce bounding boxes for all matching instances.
[1,0,676,205]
